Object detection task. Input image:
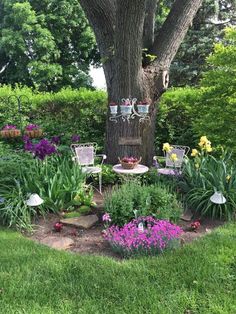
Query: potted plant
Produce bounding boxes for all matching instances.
[120,98,133,115]
[137,98,150,114]
[0,125,21,138]
[109,101,118,115]
[24,124,43,138]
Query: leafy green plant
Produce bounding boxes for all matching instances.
[92,164,119,186]
[104,182,183,226]
[63,211,81,219]
[0,180,37,230]
[19,155,86,212]
[180,144,236,219]
[73,187,95,207]
[0,153,88,228]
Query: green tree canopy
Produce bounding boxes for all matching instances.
[157,27,236,152]
[0,0,97,90]
[169,0,235,86]
[170,0,236,86]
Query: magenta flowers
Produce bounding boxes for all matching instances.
[25,124,40,131]
[2,124,17,130]
[103,216,183,257]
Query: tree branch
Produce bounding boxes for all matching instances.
[152,0,203,68]
[143,0,158,49]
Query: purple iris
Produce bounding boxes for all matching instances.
[51,136,61,145]
[71,134,80,143]
[34,139,57,160]
[24,137,57,160]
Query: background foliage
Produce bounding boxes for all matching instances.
[0,0,98,90]
[156,27,236,153]
[0,86,107,148]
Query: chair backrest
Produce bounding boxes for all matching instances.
[165,145,190,168]
[71,143,97,166]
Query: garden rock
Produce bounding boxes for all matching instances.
[61,214,99,229]
[40,236,74,250]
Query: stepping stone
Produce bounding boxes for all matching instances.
[61,214,99,229]
[40,236,74,250]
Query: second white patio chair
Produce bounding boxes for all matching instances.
[71,143,106,193]
[153,145,190,176]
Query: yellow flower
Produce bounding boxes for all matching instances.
[205,144,212,152]
[198,136,210,148]
[191,149,199,157]
[226,175,231,182]
[163,143,172,153]
[200,136,208,143]
[170,153,178,162]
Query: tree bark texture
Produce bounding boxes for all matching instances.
[80,0,203,165]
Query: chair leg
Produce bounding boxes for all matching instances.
[99,172,102,194]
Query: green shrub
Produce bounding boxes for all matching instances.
[0,86,107,149]
[156,87,201,153]
[104,182,183,226]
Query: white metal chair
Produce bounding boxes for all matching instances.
[71,143,107,193]
[153,145,190,176]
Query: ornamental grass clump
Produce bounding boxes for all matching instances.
[103,216,183,257]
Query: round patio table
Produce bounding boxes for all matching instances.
[112,164,149,181]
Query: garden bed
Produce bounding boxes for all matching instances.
[27,192,224,258]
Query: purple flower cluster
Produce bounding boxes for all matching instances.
[25,124,40,131]
[71,134,80,143]
[24,136,57,160]
[51,135,61,145]
[103,216,183,256]
[2,124,17,130]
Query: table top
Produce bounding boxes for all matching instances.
[112,164,149,175]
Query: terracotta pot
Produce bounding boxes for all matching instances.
[24,129,43,138]
[0,129,21,138]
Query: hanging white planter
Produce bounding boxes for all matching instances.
[120,105,133,115]
[110,105,118,115]
[137,104,150,114]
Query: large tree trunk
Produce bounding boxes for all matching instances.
[80,0,203,166]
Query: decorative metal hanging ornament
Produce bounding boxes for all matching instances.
[109,97,151,124]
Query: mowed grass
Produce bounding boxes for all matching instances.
[0,225,236,314]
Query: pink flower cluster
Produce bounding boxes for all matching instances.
[2,124,17,130]
[25,124,40,131]
[103,216,183,257]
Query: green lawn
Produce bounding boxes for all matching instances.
[0,225,236,314]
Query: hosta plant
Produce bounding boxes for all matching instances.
[103,216,183,257]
